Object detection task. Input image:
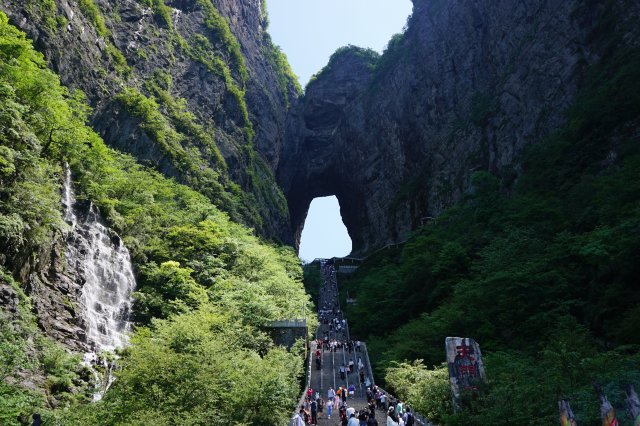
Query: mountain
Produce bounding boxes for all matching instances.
[1,0,299,242]
[1,0,640,423]
[279,0,640,254]
[0,2,310,423]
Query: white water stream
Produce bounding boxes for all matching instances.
[63,164,136,400]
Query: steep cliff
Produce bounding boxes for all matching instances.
[0,0,299,242]
[0,0,304,373]
[280,0,640,254]
[0,13,312,420]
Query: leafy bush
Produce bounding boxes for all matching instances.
[77,0,109,37]
[64,308,303,425]
[0,382,43,426]
[385,361,452,422]
[307,45,379,89]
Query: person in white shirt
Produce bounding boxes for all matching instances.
[292,409,305,426]
[386,412,399,426]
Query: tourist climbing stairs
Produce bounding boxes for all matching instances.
[291,259,433,425]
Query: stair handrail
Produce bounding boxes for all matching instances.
[290,340,314,425]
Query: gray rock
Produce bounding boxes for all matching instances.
[278,0,640,254]
[0,0,297,242]
[0,281,20,316]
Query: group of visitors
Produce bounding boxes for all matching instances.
[366,386,387,410]
[293,260,412,425]
[321,338,361,353]
[322,336,361,352]
[364,386,414,426]
[293,399,383,426]
[328,385,382,426]
[293,388,325,426]
[384,404,415,426]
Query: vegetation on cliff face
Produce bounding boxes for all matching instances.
[128,0,285,235]
[306,45,380,89]
[262,32,301,103]
[10,0,296,240]
[339,45,640,423]
[0,12,311,424]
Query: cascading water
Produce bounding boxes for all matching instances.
[62,164,136,400]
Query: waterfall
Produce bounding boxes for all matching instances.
[62,166,77,227]
[78,202,136,352]
[62,164,136,400]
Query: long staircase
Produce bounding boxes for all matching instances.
[308,260,371,424]
[291,259,433,426]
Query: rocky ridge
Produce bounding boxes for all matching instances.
[0,0,302,353]
[279,0,640,254]
[2,0,640,355]
[1,0,298,242]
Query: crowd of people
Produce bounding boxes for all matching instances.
[292,260,417,426]
[366,386,415,426]
[292,384,416,426]
[292,384,379,426]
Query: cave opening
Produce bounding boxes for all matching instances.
[298,196,352,262]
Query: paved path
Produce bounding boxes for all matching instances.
[307,261,382,425]
[292,260,433,426]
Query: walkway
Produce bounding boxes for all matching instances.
[305,260,384,425]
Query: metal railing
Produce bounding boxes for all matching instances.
[289,340,314,425]
[338,265,359,274]
[358,333,433,425]
[360,342,377,388]
[373,384,433,426]
[270,319,307,328]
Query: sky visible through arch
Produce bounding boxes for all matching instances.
[266,0,413,261]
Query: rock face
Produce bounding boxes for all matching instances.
[0,279,20,317]
[279,0,640,254]
[0,0,297,241]
[0,0,301,353]
[2,227,88,351]
[279,49,378,249]
[1,173,141,353]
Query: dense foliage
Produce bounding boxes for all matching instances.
[384,361,452,423]
[302,263,322,310]
[340,46,640,424]
[0,12,311,425]
[44,309,304,425]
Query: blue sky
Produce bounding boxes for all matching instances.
[298,196,351,262]
[266,0,413,86]
[266,0,413,261]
